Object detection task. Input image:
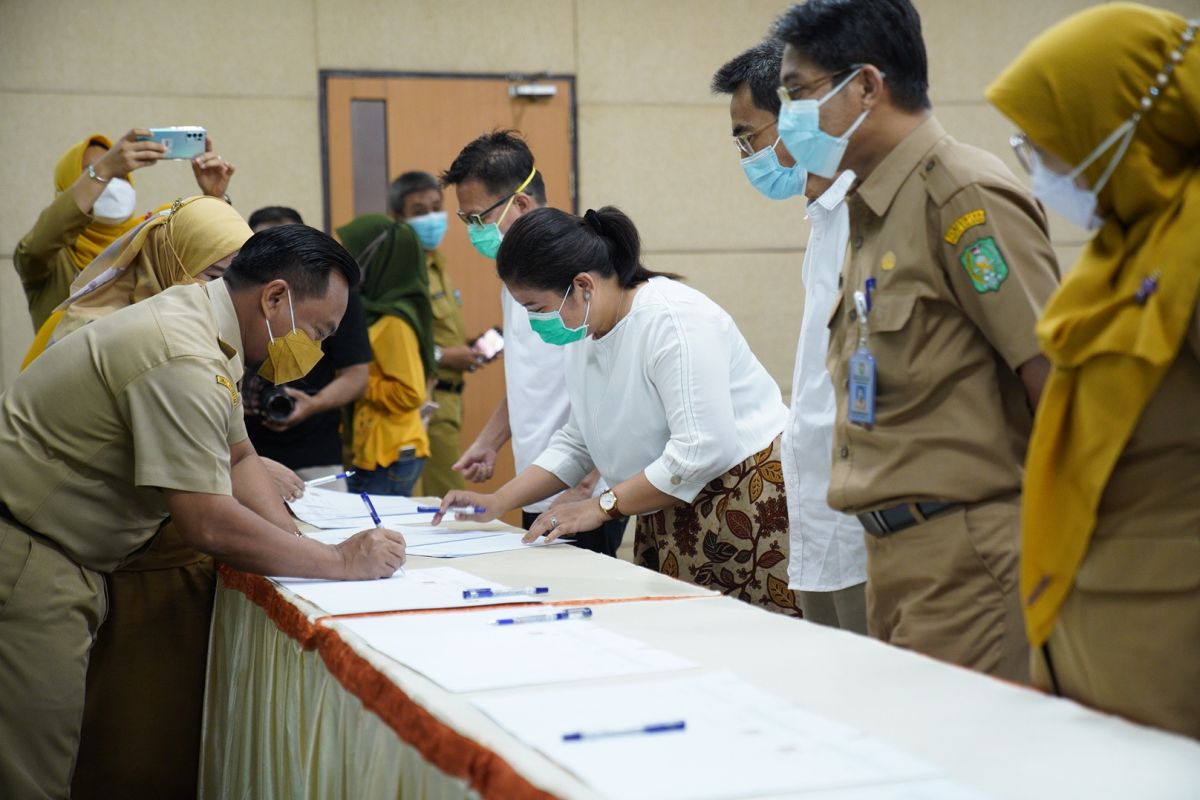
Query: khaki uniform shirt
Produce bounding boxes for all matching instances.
[0,280,247,571]
[827,116,1060,514]
[14,190,95,331]
[427,250,468,385]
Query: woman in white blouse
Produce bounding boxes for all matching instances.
[434,207,796,614]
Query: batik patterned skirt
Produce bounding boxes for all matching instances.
[634,435,800,616]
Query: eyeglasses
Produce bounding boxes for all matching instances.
[732,120,777,157]
[456,165,538,226]
[1009,132,1036,175]
[777,64,863,105]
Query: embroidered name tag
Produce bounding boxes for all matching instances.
[215,374,240,407]
[944,209,986,245]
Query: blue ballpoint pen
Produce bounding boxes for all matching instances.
[417,505,487,514]
[360,493,382,527]
[304,470,355,487]
[562,720,687,742]
[493,607,592,625]
[462,586,549,599]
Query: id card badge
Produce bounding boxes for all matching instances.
[847,289,877,427]
[847,345,877,426]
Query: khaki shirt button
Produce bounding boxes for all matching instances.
[925,159,936,172]
[838,274,844,289]
[839,446,850,459]
[853,236,865,249]
[848,308,858,322]
[671,475,682,486]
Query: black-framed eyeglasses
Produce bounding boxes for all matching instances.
[456,192,515,227]
[777,64,863,104]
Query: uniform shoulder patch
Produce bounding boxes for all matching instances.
[959,237,1009,293]
[215,374,240,406]
[944,209,986,245]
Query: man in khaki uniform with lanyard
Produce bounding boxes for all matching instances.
[0,224,407,798]
[389,171,489,497]
[773,0,1058,681]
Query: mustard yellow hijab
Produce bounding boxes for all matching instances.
[22,195,252,368]
[987,4,1200,646]
[54,134,142,269]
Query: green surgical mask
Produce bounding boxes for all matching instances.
[527,285,590,346]
[468,221,503,259]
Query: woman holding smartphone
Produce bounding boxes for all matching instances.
[435,206,797,615]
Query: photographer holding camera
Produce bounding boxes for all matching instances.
[243,207,371,494]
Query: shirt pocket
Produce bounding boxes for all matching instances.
[430,291,454,321]
[865,291,928,390]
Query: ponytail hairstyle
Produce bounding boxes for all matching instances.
[496,206,681,292]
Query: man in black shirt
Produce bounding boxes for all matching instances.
[243,207,371,494]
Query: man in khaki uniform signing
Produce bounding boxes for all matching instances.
[0,224,407,799]
[773,0,1059,682]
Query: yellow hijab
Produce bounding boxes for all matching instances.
[987,4,1200,646]
[54,134,142,269]
[22,195,252,368]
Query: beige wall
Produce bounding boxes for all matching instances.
[1,0,1191,394]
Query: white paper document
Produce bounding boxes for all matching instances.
[338,606,696,692]
[271,566,540,616]
[302,527,538,558]
[288,487,433,528]
[470,672,942,800]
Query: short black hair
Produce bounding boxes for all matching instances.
[440,130,547,205]
[497,206,679,293]
[223,224,360,300]
[772,0,931,112]
[247,205,304,230]
[711,39,785,115]
[388,171,440,217]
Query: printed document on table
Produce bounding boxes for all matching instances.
[303,527,502,548]
[338,607,696,692]
[288,487,432,528]
[406,531,544,558]
[470,672,942,800]
[271,566,539,616]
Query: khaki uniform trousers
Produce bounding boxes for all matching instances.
[422,388,466,498]
[0,519,107,800]
[864,496,1029,683]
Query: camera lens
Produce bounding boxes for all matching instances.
[262,386,295,423]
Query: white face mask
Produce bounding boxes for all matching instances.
[91,177,137,224]
[1028,119,1136,232]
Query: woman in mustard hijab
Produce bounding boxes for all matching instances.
[20,195,255,799]
[14,127,234,331]
[988,4,1199,738]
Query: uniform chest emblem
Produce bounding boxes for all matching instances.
[944,209,986,245]
[215,374,240,407]
[960,237,1009,293]
[880,251,896,271]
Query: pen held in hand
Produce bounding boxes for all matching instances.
[304,470,355,487]
[359,492,382,527]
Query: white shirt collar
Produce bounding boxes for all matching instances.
[813,170,857,212]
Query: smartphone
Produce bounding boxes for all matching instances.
[471,327,504,361]
[137,126,207,160]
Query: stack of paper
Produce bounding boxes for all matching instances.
[272,566,543,616]
[302,526,540,558]
[338,607,696,692]
[288,487,433,528]
[471,672,961,800]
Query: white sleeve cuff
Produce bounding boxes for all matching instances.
[532,449,591,490]
[644,458,707,504]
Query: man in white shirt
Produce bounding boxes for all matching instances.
[713,41,867,632]
[440,132,624,556]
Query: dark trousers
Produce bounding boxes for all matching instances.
[522,511,626,557]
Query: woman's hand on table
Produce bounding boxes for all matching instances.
[523,499,606,544]
[431,490,501,526]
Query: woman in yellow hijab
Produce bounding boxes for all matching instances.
[988,4,1199,738]
[22,194,251,367]
[14,127,235,331]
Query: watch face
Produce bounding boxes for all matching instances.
[600,492,615,511]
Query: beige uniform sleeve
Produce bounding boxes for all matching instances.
[936,182,1060,370]
[118,356,239,495]
[13,190,92,292]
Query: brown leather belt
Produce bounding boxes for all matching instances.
[434,380,465,394]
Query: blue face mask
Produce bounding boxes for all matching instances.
[527,285,590,346]
[408,211,448,251]
[740,138,806,200]
[778,67,870,179]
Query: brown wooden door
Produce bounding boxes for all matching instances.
[323,72,576,517]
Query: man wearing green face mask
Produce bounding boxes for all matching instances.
[440,131,625,557]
